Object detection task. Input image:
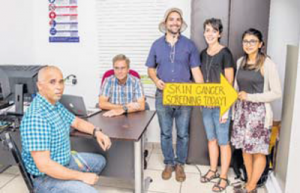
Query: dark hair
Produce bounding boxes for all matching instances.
[241,28,266,70]
[203,18,223,41]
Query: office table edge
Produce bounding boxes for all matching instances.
[70,110,156,142]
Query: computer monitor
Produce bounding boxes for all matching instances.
[0,69,10,100]
[0,65,46,115]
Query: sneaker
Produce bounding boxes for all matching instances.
[175,164,186,182]
[162,165,174,180]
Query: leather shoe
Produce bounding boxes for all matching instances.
[162,165,174,180]
[175,164,186,182]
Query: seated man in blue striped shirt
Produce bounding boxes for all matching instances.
[20,66,111,193]
[99,54,145,117]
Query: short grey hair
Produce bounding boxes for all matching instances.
[112,54,130,68]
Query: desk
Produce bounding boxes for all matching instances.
[71,110,156,193]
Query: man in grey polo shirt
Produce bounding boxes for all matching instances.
[145,8,204,182]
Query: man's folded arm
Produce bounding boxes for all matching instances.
[98,95,122,110]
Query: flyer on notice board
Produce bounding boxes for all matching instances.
[48,0,79,43]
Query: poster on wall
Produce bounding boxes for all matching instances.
[48,0,79,43]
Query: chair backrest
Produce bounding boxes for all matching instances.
[101,69,141,85]
[4,132,34,193]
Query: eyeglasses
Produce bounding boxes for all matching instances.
[114,66,127,71]
[242,39,258,46]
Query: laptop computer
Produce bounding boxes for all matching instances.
[60,95,101,118]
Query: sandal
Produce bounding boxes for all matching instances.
[212,177,230,192]
[200,169,220,183]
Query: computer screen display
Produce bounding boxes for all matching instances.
[0,65,46,114]
[0,69,10,100]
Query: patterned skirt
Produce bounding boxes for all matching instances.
[231,100,271,155]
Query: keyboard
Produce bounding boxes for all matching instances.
[0,100,9,110]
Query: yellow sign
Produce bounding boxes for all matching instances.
[163,74,238,116]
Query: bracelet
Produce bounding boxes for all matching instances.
[93,127,102,139]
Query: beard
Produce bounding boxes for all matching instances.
[167,25,181,35]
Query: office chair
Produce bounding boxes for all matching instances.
[101,69,141,85]
[4,132,34,193]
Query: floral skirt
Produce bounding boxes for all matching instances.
[231,100,271,155]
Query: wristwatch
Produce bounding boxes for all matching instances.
[122,105,128,114]
[93,127,102,139]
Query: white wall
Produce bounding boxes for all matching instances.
[0,0,191,143]
[31,0,190,111]
[0,1,35,63]
[285,45,300,193]
[267,0,300,121]
[33,0,100,108]
[267,0,300,192]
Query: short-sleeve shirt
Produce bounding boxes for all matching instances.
[200,47,235,83]
[145,35,201,83]
[100,74,144,105]
[20,94,75,176]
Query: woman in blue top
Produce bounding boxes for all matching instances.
[199,18,235,192]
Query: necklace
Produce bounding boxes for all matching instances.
[170,44,176,63]
[205,54,214,83]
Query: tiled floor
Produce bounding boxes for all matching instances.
[0,144,267,193]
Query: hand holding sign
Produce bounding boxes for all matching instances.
[163,74,238,116]
[155,79,165,90]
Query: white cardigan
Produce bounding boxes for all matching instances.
[232,57,282,128]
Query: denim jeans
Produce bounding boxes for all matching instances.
[202,107,231,145]
[33,152,106,193]
[155,90,192,165]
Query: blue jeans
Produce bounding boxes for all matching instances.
[202,107,231,145]
[33,152,106,193]
[155,90,192,165]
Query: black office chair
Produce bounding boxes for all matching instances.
[4,132,34,193]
